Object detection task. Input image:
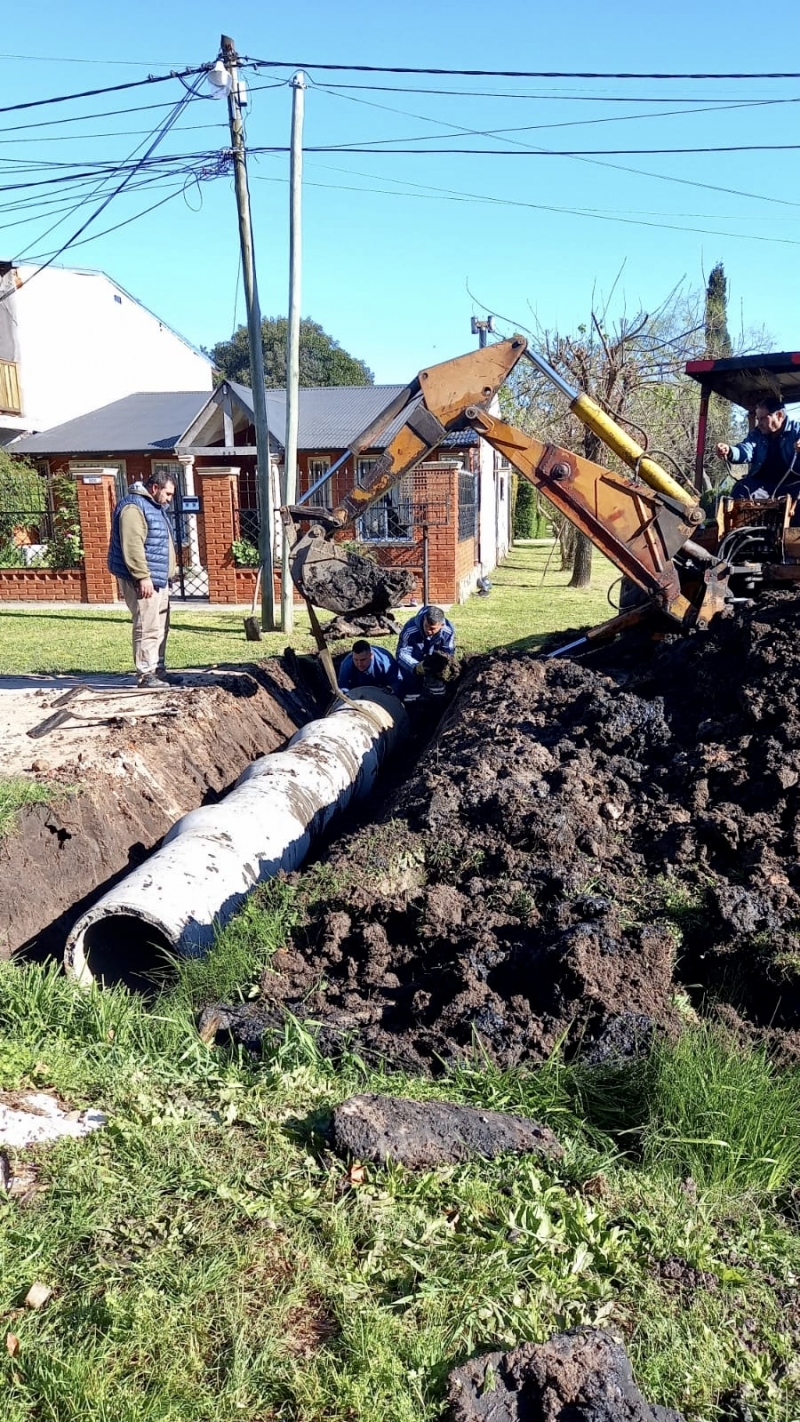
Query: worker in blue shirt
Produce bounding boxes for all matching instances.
[338,639,401,695]
[396,605,457,689]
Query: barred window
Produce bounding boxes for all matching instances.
[458,470,478,541]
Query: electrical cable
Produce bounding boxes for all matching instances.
[4,74,210,292]
[0,65,210,117]
[245,57,800,80]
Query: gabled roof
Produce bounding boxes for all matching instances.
[224,382,408,450]
[13,391,210,455]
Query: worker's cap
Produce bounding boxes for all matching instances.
[424,605,446,625]
[756,395,786,414]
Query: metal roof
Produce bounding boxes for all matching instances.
[13,391,211,455]
[685,352,800,407]
[12,383,480,459]
[225,382,408,449]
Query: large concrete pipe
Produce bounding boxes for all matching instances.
[65,688,408,988]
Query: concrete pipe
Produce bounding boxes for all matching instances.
[65,688,408,988]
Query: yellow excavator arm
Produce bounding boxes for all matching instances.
[283,336,728,629]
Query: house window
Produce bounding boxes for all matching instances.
[0,359,21,415]
[359,473,413,543]
[458,470,478,542]
[304,457,331,508]
[69,460,127,501]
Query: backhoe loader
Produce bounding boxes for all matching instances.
[281,337,800,647]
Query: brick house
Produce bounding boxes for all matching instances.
[9,381,512,605]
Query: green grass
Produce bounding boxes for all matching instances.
[0,544,618,674]
[0,776,69,838]
[1,895,799,1421]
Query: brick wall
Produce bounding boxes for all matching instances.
[0,569,86,601]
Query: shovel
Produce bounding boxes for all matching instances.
[243,565,263,641]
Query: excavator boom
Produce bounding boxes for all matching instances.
[283,335,725,629]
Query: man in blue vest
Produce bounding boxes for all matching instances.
[338,639,401,695]
[108,470,178,688]
[716,396,800,499]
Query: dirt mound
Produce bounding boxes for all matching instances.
[0,662,319,959]
[245,591,800,1070]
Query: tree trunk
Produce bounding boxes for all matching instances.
[559,519,576,571]
[569,532,593,588]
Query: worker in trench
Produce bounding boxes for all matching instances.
[396,604,458,693]
[107,469,181,689]
[338,639,402,696]
[716,396,800,500]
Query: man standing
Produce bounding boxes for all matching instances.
[338,639,401,695]
[716,396,800,499]
[108,470,178,688]
[396,604,457,688]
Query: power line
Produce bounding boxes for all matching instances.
[247,57,800,80]
[251,167,800,246]
[291,142,800,156]
[0,65,209,118]
[315,81,790,102]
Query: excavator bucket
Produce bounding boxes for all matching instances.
[288,521,415,615]
[283,337,528,614]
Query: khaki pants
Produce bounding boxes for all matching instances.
[121,580,170,675]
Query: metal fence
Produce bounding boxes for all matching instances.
[0,474,54,562]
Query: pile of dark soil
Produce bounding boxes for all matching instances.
[241,592,800,1070]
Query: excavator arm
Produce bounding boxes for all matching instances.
[284,337,729,629]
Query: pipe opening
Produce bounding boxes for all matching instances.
[76,915,175,993]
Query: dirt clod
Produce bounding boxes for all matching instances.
[446,1327,685,1422]
[331,1093,563,1169]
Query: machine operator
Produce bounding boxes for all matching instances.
[716,396,800,500]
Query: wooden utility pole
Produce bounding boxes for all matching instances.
[221,34,276,630]
[282,71,306,633]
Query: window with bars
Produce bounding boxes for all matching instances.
[458,469,478,542]
[304,457,331,507]
[358,472,414,543]
[0,359,21,415]
[69,460,127,502]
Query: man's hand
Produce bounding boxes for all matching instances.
[716,442,731,459]
[414,662,426,677]
[795,438,800,453]
[137,577,155,599]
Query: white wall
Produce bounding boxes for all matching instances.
[476,395,510,575]
[12,265,212,431]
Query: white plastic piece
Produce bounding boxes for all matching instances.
[64,689,408,986]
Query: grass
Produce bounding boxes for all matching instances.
[0,543,619,675]
[4,542,796,1417]
[1,895,799,1421]
[0,776,69,838]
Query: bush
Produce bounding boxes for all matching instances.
[231,537,259,567]
[45,475,83,569]
[513,480,553,540]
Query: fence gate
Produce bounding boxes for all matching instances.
[169,485,208,599]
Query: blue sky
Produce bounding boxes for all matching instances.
[1,0,798,383]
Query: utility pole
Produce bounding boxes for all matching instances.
[221,34,276,630]
[471,315,495,349]
[282,70,306,633]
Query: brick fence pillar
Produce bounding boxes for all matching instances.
[73,469,118,603]
[195,466,240,604]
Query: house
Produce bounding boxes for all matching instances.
[0,261,212,443]
[10,380,512,606]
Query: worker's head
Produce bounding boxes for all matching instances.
[755,396,787,436]
[423,605,445,636]
[145,470,176,507]
[351,639,372,673]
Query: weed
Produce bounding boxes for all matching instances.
[0,776,71,839]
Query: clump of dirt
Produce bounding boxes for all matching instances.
[0,662,319,958]
[244,590,800,1071]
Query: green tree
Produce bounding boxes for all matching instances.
[704,262,732,357]
[208,317,374,388]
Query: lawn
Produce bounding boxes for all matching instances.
[0,543,618,675]
[0,896,798,1422]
